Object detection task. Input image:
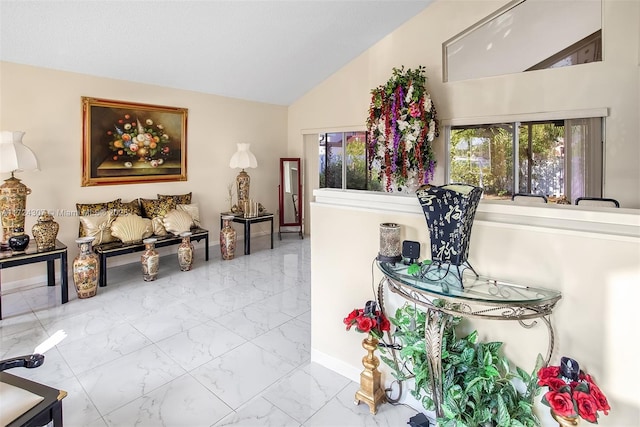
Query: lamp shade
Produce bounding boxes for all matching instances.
[229,143,257,169]
[0,131,39,173]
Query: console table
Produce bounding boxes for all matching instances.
[220,213,274,255]
[376,261,562,418]
[0,240,68,320]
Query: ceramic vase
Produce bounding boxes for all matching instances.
[353,334,386,414]
[32,211,59,251]
[220,215,237,260]
[141,238,159,281]
[177,231,194,271]
[8,228,30,252]
[73,237,99,298]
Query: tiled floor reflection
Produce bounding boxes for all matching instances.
[1,237,418,426]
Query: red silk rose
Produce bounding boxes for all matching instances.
[344,309,361,330]
[539,357,610,423]
[378,314,391,332]
[546,377,570,391]
[537,365,561,386]
[574,390,599,423]
[589,383,610,414]
[356,315,376,333]
[545,390,576,417]
[343,302,390,339]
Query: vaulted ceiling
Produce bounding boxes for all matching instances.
[0,1,433,105]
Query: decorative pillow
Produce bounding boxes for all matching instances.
[176,203,200,227]
[76,199,121,216]
[151,217,168,236]
[139,198,176,219]
[79,212,117,245]
[110,214,153,244]
[162,209,194,235]
[117,199,142,216]
[158,192,192,206]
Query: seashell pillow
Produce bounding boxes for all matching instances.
[79,212,117,245]
[110,214,153,244]
[151,217,168,236]
[162,209,194,235]
[176,203,200,227]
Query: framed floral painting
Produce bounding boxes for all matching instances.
[81,97,188,186]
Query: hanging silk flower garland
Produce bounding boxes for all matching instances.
[366,66,439,192]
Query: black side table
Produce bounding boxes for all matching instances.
[0,240,68,319]
[220,213,274,255]
[0,372,67,426]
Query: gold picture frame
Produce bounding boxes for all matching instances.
[82,97,188,186]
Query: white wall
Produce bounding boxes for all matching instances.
[288,0,640,208]
[311,189,640,426]
[0,61,287,284]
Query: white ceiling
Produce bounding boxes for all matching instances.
[0,1,433,106]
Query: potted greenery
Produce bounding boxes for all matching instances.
[379,302,543,427]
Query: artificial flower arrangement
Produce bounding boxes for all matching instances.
[366,65,439,192]
[106,115,172,167]
[343,300,390,339]
[538,356,610,423]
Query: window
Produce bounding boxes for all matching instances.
[319,132,382,191]
[443,0,602,82]
[447,117,602,202]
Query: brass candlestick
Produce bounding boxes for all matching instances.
[354,334,386,414]
[551,410,580,427]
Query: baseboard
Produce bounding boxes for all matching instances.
[311,348,362,383]
[311,347,429,415]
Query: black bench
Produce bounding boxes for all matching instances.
[93,227,209,287]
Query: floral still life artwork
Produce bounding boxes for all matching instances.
[82,97,187,186]
[366,65,439,192]
[343,300,390,339]
[538,356,610,423]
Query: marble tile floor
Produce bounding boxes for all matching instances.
[0,237,418,426]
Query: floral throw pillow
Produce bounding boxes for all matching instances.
[158,192,192,206]
[76,199,121,216]
[139,198,176,219]
[117,199,142,216]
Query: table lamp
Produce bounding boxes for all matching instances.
[0,131,39,244]
[229,143,257,212]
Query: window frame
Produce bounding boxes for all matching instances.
[443,109,607,200]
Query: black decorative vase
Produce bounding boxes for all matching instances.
[8,228,30,252]
[415,183,483,287]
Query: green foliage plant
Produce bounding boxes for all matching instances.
[380,302,543,427]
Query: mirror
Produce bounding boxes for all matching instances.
[279,158,303,239]
[443,0,602,82]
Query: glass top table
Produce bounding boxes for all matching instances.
[377,261,561,312]
[376,260,562,419]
